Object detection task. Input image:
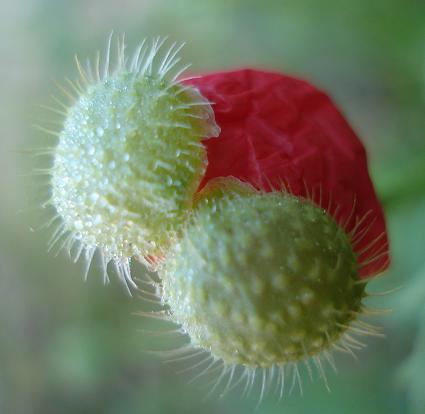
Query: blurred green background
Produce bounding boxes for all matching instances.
[1,0,425,413]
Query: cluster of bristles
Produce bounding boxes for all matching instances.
[32,35,388,400]
[136,180,387,401]
[35,34,219,291]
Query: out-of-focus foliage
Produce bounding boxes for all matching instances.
[1,0,425,413]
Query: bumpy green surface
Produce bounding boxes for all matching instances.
[160,190,365,367]
[51,72,219,262]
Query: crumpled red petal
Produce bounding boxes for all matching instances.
[184,69,390,278]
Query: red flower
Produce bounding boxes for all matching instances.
[185,69,389,278]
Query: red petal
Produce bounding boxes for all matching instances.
[184,69,390,278]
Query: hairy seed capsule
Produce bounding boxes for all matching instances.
[49,39,219,282]
[159,186,365,367]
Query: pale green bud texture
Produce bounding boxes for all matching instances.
[51,72,219,262]
[160,191,365,367]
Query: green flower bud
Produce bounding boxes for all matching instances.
[48,36,219,287]
[159,182,370,393]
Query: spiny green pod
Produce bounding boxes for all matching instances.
[43,35,219,288]
[157,179,381,397]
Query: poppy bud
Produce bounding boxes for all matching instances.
[47,36,219,286]
[156,69,390,395]
[159,180,366,391]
